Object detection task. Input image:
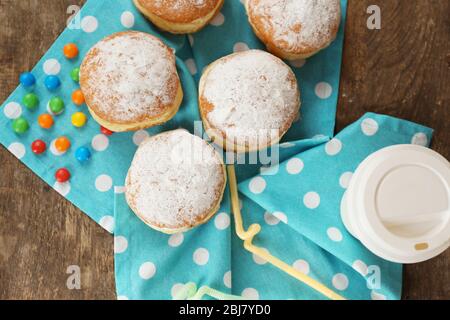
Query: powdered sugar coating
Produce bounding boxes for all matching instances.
[126,129,226,232]
[247,0,341,55]
[80,31,179,124]
[200,50,300,151]
[137,0,221,23]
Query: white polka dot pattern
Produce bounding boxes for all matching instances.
[81,16,98,33]
[121,11,135,28]
[139,262,156,280]
[332,273,349,291]
[193,248,209,266]
[249,177,266,194]
[114,236,128,254]
[3,102,22,119]
[95,174,113,192]
[8,142,26,159]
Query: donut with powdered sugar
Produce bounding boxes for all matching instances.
[199,50,300,153]
[125,129,226,234]
[246,0,341,60]
[80,31,183,132]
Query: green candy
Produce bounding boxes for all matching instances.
[12,117,29,134]
[71,67,80,82]
[22,93,39,110]
[49,97,65,114]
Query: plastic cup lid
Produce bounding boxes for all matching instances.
[341,144,450,264]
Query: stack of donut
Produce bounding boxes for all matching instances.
[79,0,341,233]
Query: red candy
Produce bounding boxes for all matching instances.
[31,140,47,154]
[55,168,71,183]
[100,126,114,136]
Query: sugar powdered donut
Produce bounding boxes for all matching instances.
[199,50,300,153]
[80,31,183,132]
[125,129,226,234]
[133,0,224,34]
[246,0,341,60]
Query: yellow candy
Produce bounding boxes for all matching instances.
[72,112,87,128]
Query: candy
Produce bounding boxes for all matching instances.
[49,97,65,115]
[63,43,79,59]
[70,67,80,82]
[31,139,47,154]
[75,147,92,163]
[19,72,36,88]
[100,126,114,136]
[38,113,54,129]
[71,112,87,128]
[44,75,61,91]
[22,93,39,110]
[55,168,71,183]
[72,89,85,106]
[55,136,71,152]
[12,117,29,134]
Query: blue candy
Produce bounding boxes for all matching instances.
[44,75,61,91]
[75,147,92,163]
[19,72,36,87]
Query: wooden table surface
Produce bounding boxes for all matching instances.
[0,0,448,300]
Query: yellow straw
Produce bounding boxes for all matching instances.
[227,165,346,301]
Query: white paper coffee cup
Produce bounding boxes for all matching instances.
[341,144,450,264]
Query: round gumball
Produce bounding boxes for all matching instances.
[100,126,114,136]
[12,117,29,134]
[38,113,54,129]
[31,140,47,154]
[64,43,79,59]
[55,136,71,152]
[55,168,71,183]
[22,93,39,110]
[75,147,91,163]
[19,72,36,88]
[49,97,65,115]
[72,89,85,106]
[71,112,87,128]
[45,75,61,91]
[70,67,80,82]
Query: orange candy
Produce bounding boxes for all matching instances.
[38,113,54,129]
[63,43,79,59]
[55,136,71,152]
[72,89,85,106]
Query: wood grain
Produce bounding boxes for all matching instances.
[0,0,448,300]
[338,0,450,300]
[0,0,115,300]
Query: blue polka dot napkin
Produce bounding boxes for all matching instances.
[114,113,433,300]
[238,113,433,299]
[1,0,429,300]
[114,187,233,300]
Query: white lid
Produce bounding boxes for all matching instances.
[341,145,450,263]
